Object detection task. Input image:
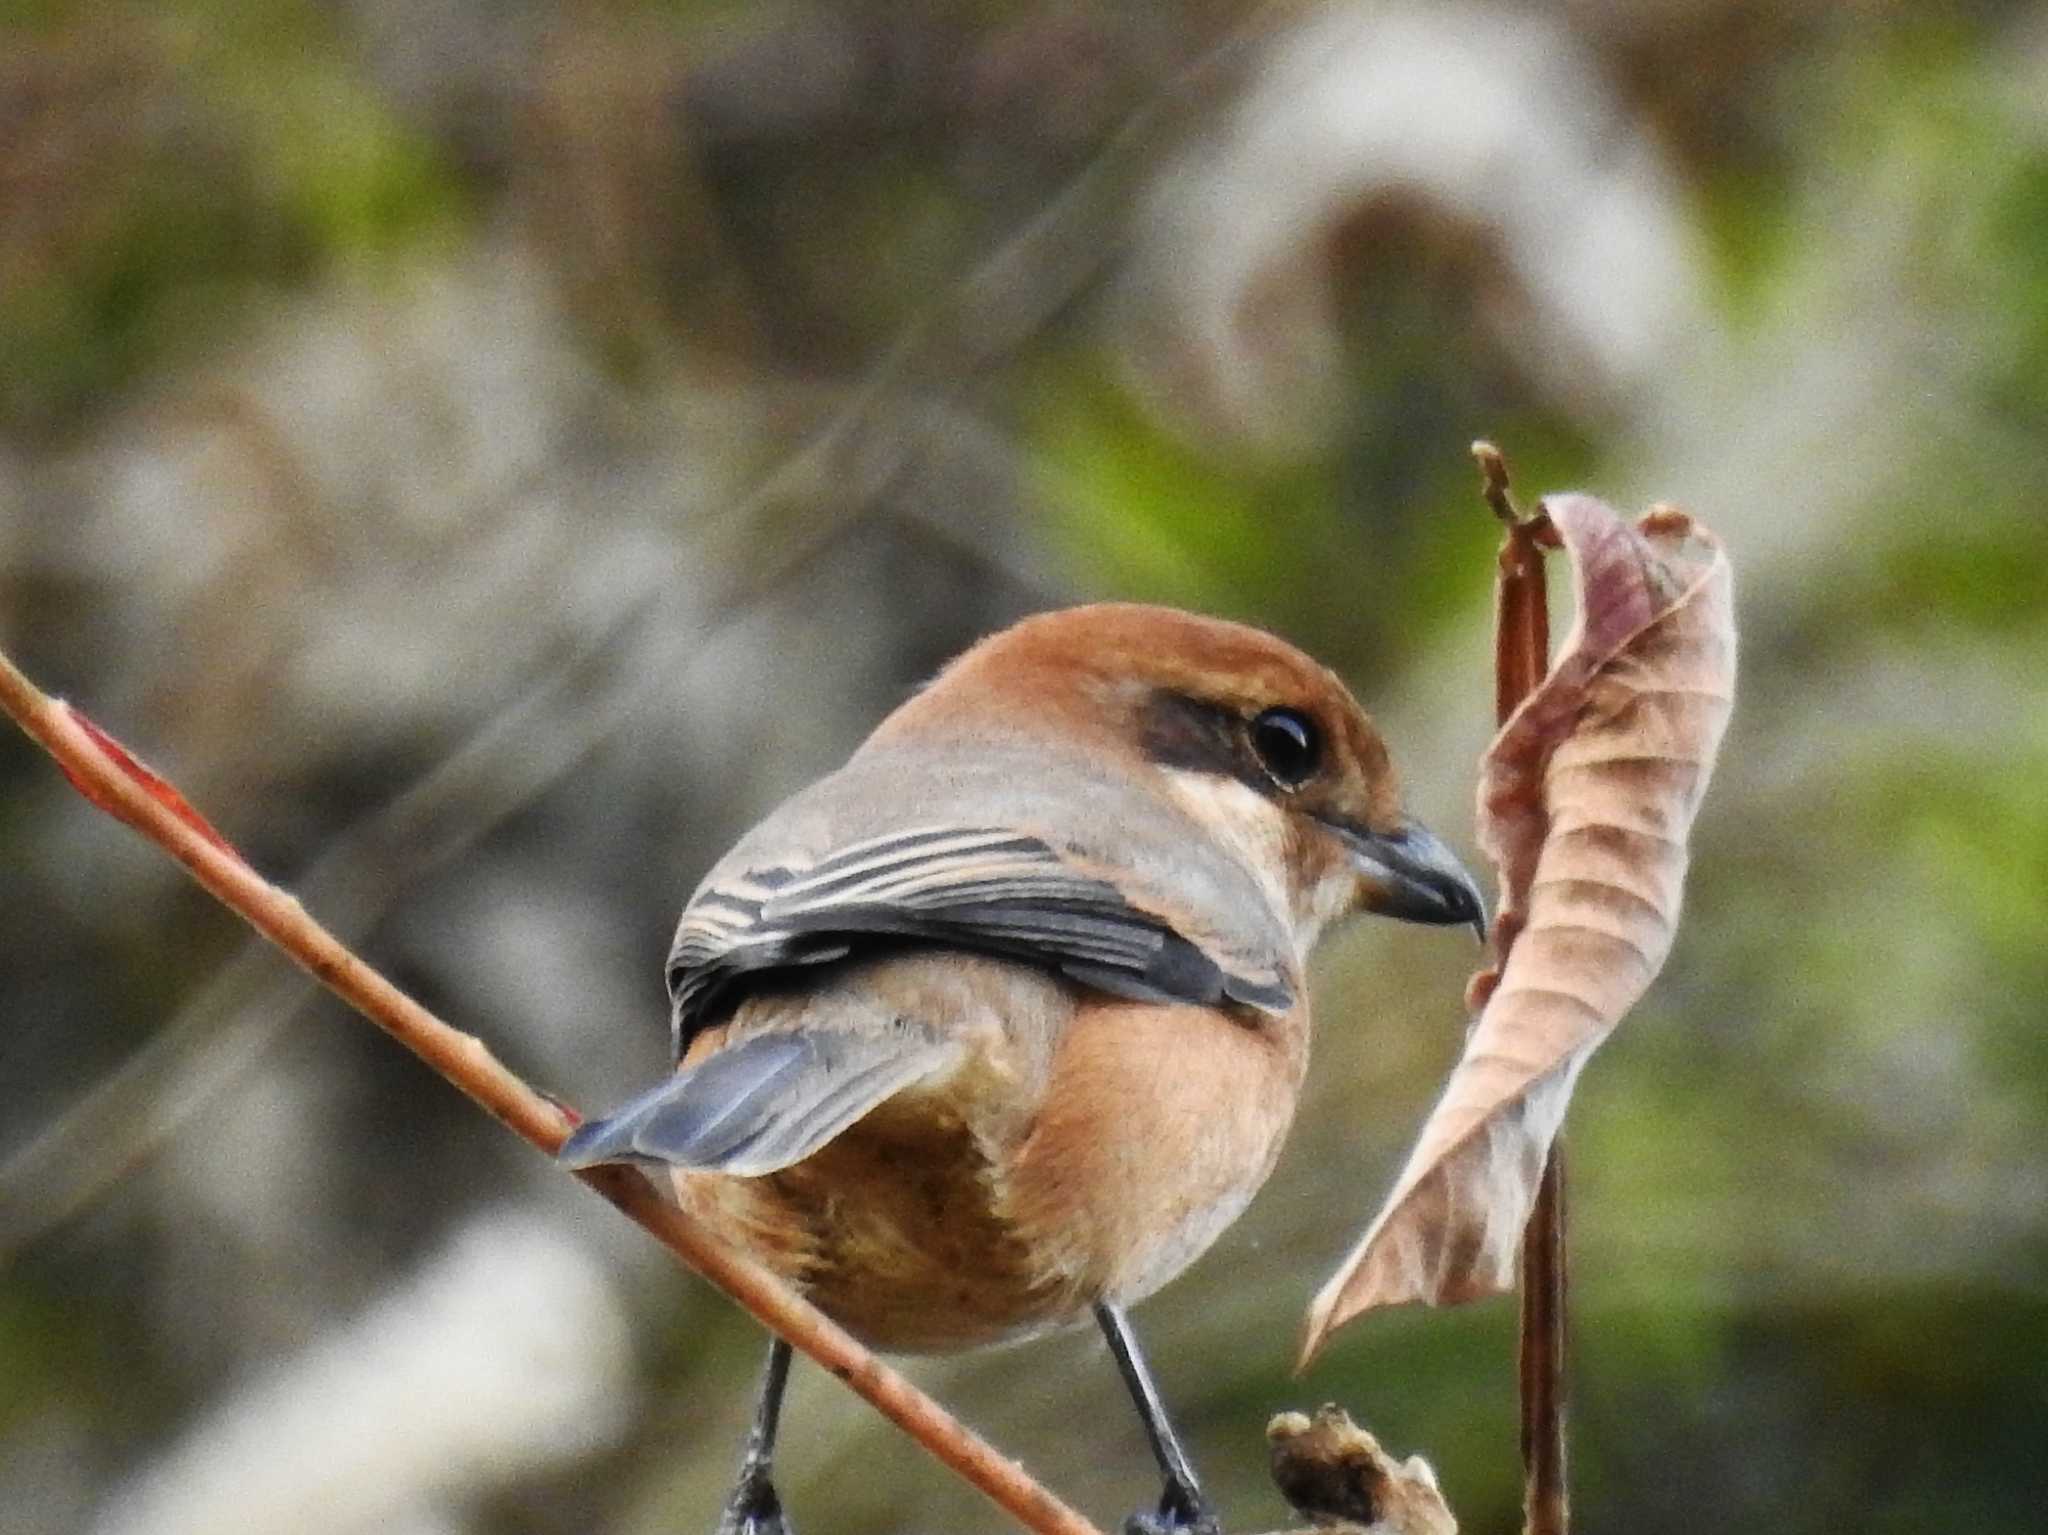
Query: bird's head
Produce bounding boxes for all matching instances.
[882,603,1485,954]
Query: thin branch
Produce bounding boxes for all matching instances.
[0,493,869,1259]
[1471,440,1569,1535]
[0,646,1102,1535]
[0,607,654,1258]
[1472,439,1519,528]
[1518,1156,1568,1535]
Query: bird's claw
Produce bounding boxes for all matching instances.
[713,1466,791,1535]
[1121,1479,1222,1535]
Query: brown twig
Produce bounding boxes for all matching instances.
[1471,440,1518,529]
[1470,441,1569,1535]
[0,646,1102,1535]
[1517,1157,1567,1535]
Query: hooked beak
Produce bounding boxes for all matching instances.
[1331,817,1488,942]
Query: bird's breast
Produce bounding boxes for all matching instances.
[1002,993,1307,1307]
[671,953,1307,1353]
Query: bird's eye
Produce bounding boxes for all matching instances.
[1250,707,1321,789]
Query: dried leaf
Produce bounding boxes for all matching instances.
[1300,495,1735,1362]
[1268,1405,1458,1534]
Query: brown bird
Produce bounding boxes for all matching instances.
[563,603,1482,1534]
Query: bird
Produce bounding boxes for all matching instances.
[561,602,1483,1535]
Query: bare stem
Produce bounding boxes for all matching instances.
[1518,1157,1569,1535]
[1476,441,1571,1535]
[1471,439,1520,526]
[0,646,1101,1535]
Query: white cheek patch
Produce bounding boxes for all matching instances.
[1161,769,1288,890]
[1159,769,1360,950]
[1158,771,1305,934]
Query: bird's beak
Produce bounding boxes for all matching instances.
[1332,817,1488,942]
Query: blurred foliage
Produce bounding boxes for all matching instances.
[1,1,467,433]
[1029,364,1348,621]
[3,2,2047,1534]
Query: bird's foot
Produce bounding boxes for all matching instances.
[1120,1477,1222,1535]
[713,1465,792,1535]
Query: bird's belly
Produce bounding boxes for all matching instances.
[671,989,1304,1354]
[674,1092,1088,1354]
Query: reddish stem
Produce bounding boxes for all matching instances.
[1473,441,1570,1535]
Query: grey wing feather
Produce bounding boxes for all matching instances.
[668,826,1293,1059]
[664,742,1301,1060]
[559,1029,960,1177]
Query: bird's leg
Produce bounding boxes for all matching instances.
[714,1338,795,1535]
[1096,1303,1222,1535]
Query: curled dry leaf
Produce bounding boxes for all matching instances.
[1300,495,1735,1363]
[1267,1405,1458,1534]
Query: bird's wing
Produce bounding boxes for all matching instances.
[559,1027,963,1176]
[669,817,1296,1060]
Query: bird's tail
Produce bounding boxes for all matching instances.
[558,1028,960,1178]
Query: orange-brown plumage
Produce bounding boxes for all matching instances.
[669,950,1313,1354]
[563,602,1482,1533]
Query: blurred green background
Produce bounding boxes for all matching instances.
[3,2,2045,1532]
